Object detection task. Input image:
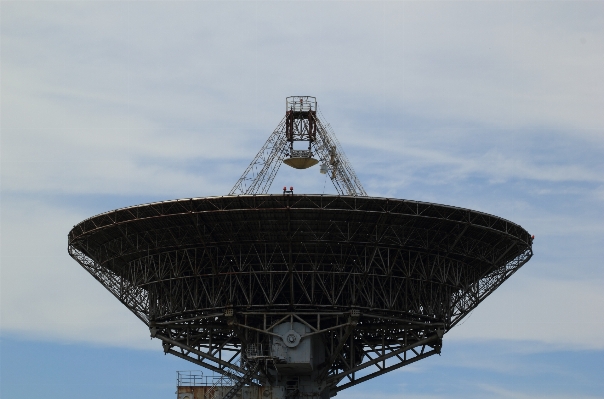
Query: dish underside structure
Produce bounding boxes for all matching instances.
[69,97,532,399]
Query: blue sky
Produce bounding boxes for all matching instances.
[1,1,603,398]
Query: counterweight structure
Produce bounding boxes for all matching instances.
[68,98,533,399]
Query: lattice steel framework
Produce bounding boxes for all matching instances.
[68,195,532,396]
[229,97,367,197]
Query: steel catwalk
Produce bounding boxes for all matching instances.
[68,194,532,397]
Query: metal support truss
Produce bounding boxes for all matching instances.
[149,309,443,396]
[69,195,532,397]
[229,97,367,196]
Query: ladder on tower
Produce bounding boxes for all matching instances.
[203,359,259,399]
[221,359,259,399]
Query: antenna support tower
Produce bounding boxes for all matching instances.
[68,97,533,399]
[229,96,367,197]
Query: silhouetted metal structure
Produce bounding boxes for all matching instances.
[230,97,366,197]
[68,97,533,399]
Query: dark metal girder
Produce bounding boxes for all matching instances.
[325,333,441,384]
[317,318,358,381]
[156,333,245,374]
[335,347,439,392]
[68,194,532,393]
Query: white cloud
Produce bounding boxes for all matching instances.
[447,275,604,350]
[1,196,602,351]
[1,0,603,356]
[350,134,604,187]
[0,198,155,350]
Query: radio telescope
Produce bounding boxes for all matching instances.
[68,96,533,399]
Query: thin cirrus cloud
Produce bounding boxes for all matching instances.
[1,0,603,360]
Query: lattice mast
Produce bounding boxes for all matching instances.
[229,96,367,196]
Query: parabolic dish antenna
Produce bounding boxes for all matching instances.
[68,97,533,399]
